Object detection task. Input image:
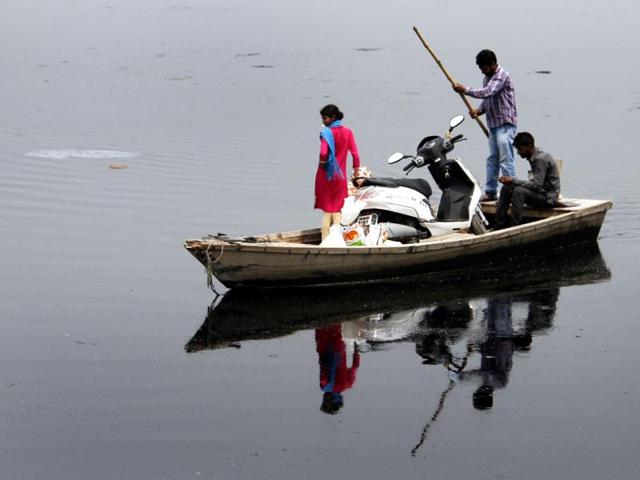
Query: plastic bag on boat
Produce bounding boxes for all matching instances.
[342,225,365,246]
[320,224,347,247]
[365,224,387,246]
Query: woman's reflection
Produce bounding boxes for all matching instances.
[315,324,360,414]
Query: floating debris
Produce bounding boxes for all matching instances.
[236,52,260,58]
[109,163,128,169]
[252,64,274,69]
[534,70,552,74]
[26,149,139,160]
[355,47,383,52]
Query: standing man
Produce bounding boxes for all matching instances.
[452,49,517,201]
[494,132,560,229]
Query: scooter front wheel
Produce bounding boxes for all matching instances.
[470,212,487,235]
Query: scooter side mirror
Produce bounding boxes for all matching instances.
[448,114,465,132]
[388,152,406,164]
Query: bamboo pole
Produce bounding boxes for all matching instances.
[413,26,489,138]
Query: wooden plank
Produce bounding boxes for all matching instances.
[481,198,608,218]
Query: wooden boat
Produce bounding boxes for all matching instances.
[184,198,612,289]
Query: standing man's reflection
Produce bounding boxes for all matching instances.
[315,324,360,414]
[472,289,558,409]
[473,297,517,409]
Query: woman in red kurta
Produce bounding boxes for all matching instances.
[315,104,361,239]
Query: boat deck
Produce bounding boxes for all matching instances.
[190,198,605,248]
[481,197,604,218]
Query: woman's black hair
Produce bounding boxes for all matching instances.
[475,49,497,67]
[320,104,344,120]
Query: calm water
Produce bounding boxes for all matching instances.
[1,1,639,479]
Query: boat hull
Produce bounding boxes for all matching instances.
[184,199,611,288]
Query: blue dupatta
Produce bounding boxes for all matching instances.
[319,120,345,181]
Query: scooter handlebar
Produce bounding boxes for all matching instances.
[403,162,416,174]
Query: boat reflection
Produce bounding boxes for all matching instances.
[185,244,610,354]
[185,244,610,423]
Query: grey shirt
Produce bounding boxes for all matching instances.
[513,147,560,204]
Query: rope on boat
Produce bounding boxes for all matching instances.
[201,233,267,295]
[208,289,224,309]
[205,243,224,291]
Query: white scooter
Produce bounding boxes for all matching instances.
[341,115,487,241]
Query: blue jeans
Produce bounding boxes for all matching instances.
[485,124,516,194]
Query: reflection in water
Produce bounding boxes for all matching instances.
[473,297,519,409]
[185,244,610,444]
[410,289,560,456]
[419,306,472,363]
[470,290,559,410]
[316,325,360,414]
[186,244,609,353]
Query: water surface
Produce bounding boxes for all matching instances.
[1,1,639,479]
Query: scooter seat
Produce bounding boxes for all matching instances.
[361,177,432,199]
